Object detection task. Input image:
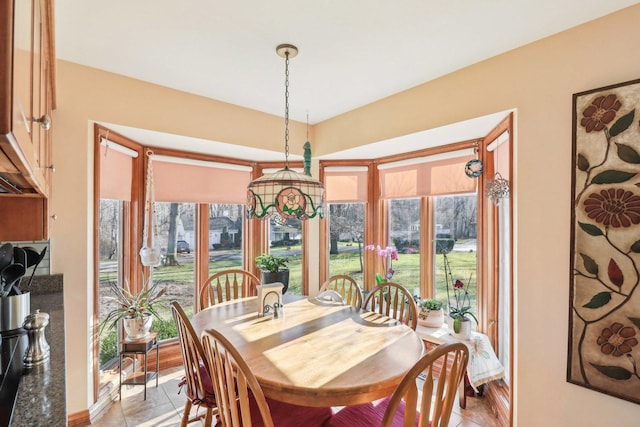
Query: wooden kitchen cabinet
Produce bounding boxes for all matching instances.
[0,195,46,241]
[0,0,55,196]
[0,0,55,240]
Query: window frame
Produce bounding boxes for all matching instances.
[93,125,143,398]
[92,126,304,401]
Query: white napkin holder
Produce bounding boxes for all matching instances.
[257,282,284,317]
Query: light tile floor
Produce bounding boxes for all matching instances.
[91,367,500,426]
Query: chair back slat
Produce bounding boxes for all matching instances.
[319,275,364,308]
[363,282,418,330]
[381,342,469,427]
[199,269,260,309]
[202,329,275,427]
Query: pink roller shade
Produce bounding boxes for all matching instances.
[495,139,510,177]
[99,144,133,201]
[380,154,476,198]
[153,160,251,204]
[325,170,368,202]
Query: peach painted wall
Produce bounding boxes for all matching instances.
[51,4,640,424]
[314,4,640,426]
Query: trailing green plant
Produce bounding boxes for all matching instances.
[421,298,443,310]
[99,274,169,335]
[255,253,289,272]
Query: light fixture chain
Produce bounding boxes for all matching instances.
[284,51,290,167]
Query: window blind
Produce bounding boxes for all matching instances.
[152,155,252,204]
[99,141,137,201]
[378,149,476,199]
[324,166,368,203]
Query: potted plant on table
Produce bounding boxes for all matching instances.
[100,275,168,340]
[255,253,290,293]
[417,298,445,328]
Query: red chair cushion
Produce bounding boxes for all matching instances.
[248,393,333,427]
[199,363,214,395]
[178,364,216,407]
[325,396,417,427]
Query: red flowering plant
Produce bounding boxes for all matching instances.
[443,253,478,333]
[365,244,399,285]
[570,88,640,393]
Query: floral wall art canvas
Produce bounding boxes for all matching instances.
[569,78,640,404]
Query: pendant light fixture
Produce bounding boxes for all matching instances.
[246,44,325,221]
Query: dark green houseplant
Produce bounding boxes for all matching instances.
[255,253,290,293]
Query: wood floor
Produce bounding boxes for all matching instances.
[91,366,501,426]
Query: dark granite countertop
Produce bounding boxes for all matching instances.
[11,274,65,427]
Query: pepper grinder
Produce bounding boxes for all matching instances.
[23,309,50,367]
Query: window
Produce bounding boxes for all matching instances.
[208,203,244,275]
[487,128,512,384]
[323,166,369,285]
[328,203,365,283]
[268,216,303,294]
[150,154,251,321]
[95,135,138,383]
[378,149,477,301]
[388,198,421,293]
[98,198,123,367]
[497,200,510,384]
[433,194,478,315]
[152,201,197,337]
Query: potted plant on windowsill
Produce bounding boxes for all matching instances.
[417,298,445,328]
[255,253,290,294]
[443,252,478,340]
[100,275,168,340]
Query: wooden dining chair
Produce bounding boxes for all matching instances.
[319,275,364,308]
[202,328,333,427]
[199,269,260,310]
[327,342,470,427]
[363,282,418,330]
[171,302,218,426]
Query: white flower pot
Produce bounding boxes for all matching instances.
[417,308,444,328]
[123,314,153,339]
[447,315,472,340]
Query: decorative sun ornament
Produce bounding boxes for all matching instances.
[464,159,484,178]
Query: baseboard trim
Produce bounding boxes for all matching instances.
[68,410,90,427]
[485,379,511,426]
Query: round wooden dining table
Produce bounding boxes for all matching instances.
[191,295,424,407]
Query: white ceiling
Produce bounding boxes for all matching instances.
[55,0,638,158]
